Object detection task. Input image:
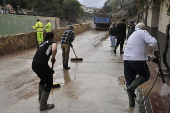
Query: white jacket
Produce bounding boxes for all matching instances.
[123,28,159,61]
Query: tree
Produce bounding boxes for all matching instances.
[102,0,112,13]
[63,0,82,22]
[5,0,34,10]
[111,0,119,13]
[33,0,64,18]
[123,0,137,16]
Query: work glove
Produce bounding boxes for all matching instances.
[152,51,160,64]
[70,43,73,48]
[51,58,56,64]
[154,51,160,58]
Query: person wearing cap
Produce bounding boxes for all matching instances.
[32,19,44,45]
[127,20,135,39]
[109,22,117,47]
[61,26,75,70]
[114,19,126,54]
[123,22,159,107]
[45,19,51,33]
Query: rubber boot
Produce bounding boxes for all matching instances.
[40,91,54,111]
[62,57,65,68]
[126,85,135,107]
[127,76,148,98]
[64,59,70,70]
[38,85,45,101]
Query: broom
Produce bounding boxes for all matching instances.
[70,46,83,61]
[52,62,61,88]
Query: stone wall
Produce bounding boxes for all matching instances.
[0,23,91,56]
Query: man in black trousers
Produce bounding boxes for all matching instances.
[114,19,126,54]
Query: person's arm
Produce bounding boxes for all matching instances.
[32,23,37,29]
[143,30,159,51]
[70,31,75,42]
[52,43,57,60]
[45,24,47,29]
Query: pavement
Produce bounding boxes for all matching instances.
[0,29,170,113]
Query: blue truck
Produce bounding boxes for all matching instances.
[94,16,110,30]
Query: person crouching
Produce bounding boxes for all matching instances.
[32,31,57,111]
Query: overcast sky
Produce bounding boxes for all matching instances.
[77,0,106,8]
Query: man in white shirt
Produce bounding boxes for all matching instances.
[123,22,159,107]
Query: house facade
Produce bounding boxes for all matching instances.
[136,0,170,71]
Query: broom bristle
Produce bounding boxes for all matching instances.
[52,83,61,88]
[71,58,83,61]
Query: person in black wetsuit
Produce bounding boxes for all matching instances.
[32,31,57,111]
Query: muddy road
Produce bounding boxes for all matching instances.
[0,29,138,113]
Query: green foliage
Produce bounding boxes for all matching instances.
[107,0,137,16]
[5,0,34,9]
[123,0,137,16]
[34,0,64,18]
[102,0,112,13]
[63,0,82,22]
[1,0,84,22]
[111,0,119,13]
[136,0,161,11]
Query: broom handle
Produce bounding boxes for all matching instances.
[71,46,78,58]
[52,63,54,69]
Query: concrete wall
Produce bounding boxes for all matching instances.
[0,14,60,36]
[147,7,152,27]
[0,14,37,36]
[157,1,170,69]
[134,1,170,70]
[0,23,91,56]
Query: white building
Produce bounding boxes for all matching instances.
[89,8,94,13]
[81,5,94,13]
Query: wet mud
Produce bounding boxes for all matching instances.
[0,29,139,113]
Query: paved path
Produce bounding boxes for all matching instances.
[0,30,140,113]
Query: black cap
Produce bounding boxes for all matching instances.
[122,19,126,22]
[37,19,40,22]
[129,20,135,24]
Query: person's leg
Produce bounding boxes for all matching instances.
[124,60,137,107]
[64,44,71,70]
[37,33,41,45]
[39,65,54,111]
[127,61,150,97]
[124,61,137,86]
[110,36,112,47]
[120,36,124,54]
[40,32,43,43]
[110,36,113,47]
[61,44,65,68]
[114,36,120,54]
[113,36,116,47]
[32,62,45,101]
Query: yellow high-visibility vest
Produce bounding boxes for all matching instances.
[45,22,51,32]
[32,21,44,33]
